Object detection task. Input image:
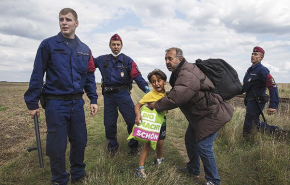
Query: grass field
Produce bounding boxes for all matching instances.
[0,82,289,185]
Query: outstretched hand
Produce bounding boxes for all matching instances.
[90,104,98,116]
[267,108,276,115]
[147,102,155,110]
[135,114,142,126]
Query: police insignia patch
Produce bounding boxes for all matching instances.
[270,78,276,85]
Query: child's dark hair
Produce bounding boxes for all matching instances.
[147,69,167,83]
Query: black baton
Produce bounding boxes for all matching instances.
[27,114,44,168]
[253,92,267,124]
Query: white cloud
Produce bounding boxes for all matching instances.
[284,61,290,70]
[177,0,290,34]
[0,0,289,83]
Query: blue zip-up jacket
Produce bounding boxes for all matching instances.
[242,62,279,109]
[24,32,98,110]
[94,53,148,92]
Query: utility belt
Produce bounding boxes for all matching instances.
[244,94,269,106]
[39,93,83,109]
[102,84,132,95]
[45,94,83,100]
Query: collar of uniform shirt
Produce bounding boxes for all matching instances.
[111,52,119,58]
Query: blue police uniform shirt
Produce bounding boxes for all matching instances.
[94,53,148,92]
[242,62,279,109]
[65,37,76,50]
[24,32,98,110]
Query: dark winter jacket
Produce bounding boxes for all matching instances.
[155,59,233,142]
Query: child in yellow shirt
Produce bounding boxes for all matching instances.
[135,69,167,178]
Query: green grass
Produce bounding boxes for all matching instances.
[0,105,8,111]
[0,83,289,185]
[215,107,290,185]
[278,83,290,98]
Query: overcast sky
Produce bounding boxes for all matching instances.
[0,0,289,83]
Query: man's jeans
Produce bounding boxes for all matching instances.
[185,125,220,185]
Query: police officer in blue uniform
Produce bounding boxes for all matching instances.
[94,34,150,156]
[24,8,98,185]
[242,46,280,137]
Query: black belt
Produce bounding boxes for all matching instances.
[244,95,269,103]
[102,85,128,94]
[244,97,255,102]
[45,94,82,100]
[105,85,127,91]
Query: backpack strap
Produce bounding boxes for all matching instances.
[102,54,110,86]
[122,54,129,85]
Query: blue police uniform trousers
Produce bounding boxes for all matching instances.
[103,89,138,151]
[185,125,220,185]
[45,99,87,185]
[243,101,279,135]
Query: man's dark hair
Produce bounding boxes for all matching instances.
[147,69,167,83]
[59,8,78,21]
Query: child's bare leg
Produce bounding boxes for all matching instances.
[139,142,152,167]
[156,139,164,159]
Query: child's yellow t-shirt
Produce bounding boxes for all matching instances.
[139,89,166,127]
[139,90,166,104]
